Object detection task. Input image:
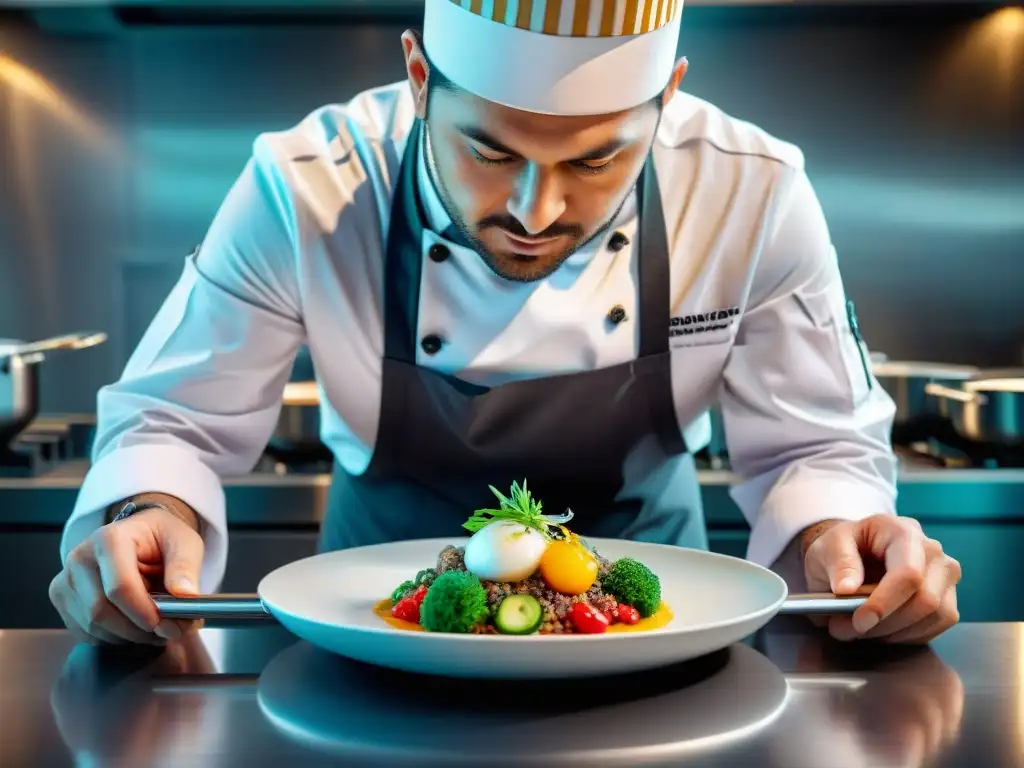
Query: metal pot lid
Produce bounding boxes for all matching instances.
[965,368,1024,392]
[871,360,980,379]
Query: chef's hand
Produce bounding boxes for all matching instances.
[802,515,961,643]
[49,502,204,645]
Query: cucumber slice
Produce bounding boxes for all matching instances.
[494,595,544,635]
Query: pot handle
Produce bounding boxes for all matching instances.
[0,332,107,364]
[924,382,987,406]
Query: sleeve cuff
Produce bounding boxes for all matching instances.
[745,479,896,570]
[61,443,228,593]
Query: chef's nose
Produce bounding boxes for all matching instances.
[507,162,566,235]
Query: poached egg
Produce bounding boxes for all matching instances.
[463,521,549,582]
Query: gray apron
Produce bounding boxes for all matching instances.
[320,120,707,552]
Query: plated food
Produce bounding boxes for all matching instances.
[374,481,673,635]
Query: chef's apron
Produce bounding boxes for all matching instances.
[319,120,708,552]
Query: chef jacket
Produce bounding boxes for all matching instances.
[60,83,898,594]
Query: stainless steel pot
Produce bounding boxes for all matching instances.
[925,369,1024,446]
[0,332,107,448]
[871,360,979,425]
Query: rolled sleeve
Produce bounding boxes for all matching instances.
[721,167,898,571]
[61,444,228,594]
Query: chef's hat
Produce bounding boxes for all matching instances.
[422,0,684,116]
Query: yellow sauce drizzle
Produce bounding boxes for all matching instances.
[373,599,672,634]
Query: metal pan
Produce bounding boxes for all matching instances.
[925,368,1024,446]
[154,539,873,680]
[871,360,979,426]
[0,332,107,449]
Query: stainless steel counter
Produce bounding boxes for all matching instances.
[2,620,1019,767]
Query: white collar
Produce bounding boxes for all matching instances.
[414,124,639,264]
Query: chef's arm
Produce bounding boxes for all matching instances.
[718,166,898,576]
[61,142,307,594]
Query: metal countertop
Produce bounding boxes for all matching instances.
[2,620,1019,767]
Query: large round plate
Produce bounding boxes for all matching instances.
[257,537,788,679]
[257,641,790,766]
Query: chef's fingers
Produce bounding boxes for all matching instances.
[815,526,866,594]
[155,514,205,596]
[884,589,960,645]
[66,550,164,645]
[851,518,927,634]
[49,575,100,646]
[92,524,162,633]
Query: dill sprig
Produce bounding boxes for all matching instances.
[463,480,574,540]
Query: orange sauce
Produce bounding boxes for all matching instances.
[373,598,672,634]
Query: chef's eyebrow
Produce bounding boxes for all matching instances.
[456,126,628,162]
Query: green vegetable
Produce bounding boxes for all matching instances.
[419,570,489,633]
[415,568,437,587]
[494,595,544,635]
[603,557,661,618]
[462,480,574,541]
[390,580,417,604]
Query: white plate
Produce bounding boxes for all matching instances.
[257,640,790,766]
[257,537,788,679]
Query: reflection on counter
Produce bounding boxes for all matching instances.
[5,621,1012,768]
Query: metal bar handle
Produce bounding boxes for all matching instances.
[778,593,868,615]
[154,589,873,621]
[152,593,270,621]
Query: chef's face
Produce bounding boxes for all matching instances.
[402,32,683,283]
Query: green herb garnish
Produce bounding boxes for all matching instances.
[462,480,574,541]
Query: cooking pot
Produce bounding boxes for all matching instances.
[0,332,107,448]
[925,369,1024,446]
[871,360,980,426]
[265,381,332,464]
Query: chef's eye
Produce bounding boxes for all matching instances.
[570,157,616,175]
[470,146,513,166]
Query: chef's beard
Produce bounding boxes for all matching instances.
[423,124,633,284]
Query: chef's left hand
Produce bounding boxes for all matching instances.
[802,515,962,644]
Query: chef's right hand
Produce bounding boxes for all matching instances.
[50,504,205,645]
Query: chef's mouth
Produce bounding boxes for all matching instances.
[501,231,564,256]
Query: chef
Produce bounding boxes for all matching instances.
[51,0,960,646]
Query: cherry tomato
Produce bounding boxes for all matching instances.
[569,602,610,634]
[411,585,429,606]
[392,596,421,623]
[617,604,641,625]
[539,540,599,595]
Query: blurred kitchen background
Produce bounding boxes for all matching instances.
[0,1,1021,627]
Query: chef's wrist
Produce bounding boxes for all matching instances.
[106,493,201,534]
[799,518,844,561]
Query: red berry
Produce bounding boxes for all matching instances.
[617,604,640,625]
[569,602,610,634]
[392,596,421,623]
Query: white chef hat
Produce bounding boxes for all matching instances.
[422,0,684,116]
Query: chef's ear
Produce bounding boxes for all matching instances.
[402,30,431,120]
[660,56,689,108]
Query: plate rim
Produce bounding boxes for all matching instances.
[257,537,790,643]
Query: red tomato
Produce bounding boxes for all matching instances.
[569,602,610,634]
[617,604,641,625]
[411,585,429,606]
[392,596,421,623]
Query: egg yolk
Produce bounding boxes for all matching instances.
[539,539,599,595]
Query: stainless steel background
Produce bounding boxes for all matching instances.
[1,4,1021,413]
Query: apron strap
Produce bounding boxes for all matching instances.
[635,158,671,358]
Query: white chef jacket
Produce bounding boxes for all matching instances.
[61,83,898,593]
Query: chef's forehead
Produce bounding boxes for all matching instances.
[425,67,659,157]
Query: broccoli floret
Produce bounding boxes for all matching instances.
[602,557,661,618]
[415,568,437,587]
[419,570,489,633]
[390,580,417,604]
